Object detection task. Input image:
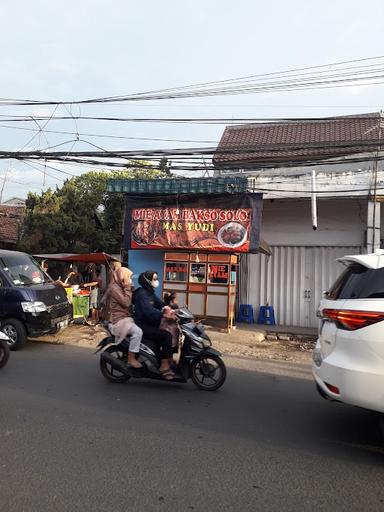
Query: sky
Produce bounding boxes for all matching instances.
[0,0,383,200]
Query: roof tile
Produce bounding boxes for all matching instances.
[213,112,383,166]
[0,205,25,244]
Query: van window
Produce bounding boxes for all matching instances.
[328,264,384,300]
[0,254,51,287]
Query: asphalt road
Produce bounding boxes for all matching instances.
[1,342,384,512]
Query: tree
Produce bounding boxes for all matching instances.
[18,163,167,254]
[158,157,172,176]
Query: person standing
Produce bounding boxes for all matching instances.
[83,264,102,322]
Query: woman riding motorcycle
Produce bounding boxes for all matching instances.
[107,267,143,369]
[133,271,175,380]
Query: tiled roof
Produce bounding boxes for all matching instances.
[213,112,383,167]
[0,205,25,244]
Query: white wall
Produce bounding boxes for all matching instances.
[220,164,383,200]
[261,198,366,247]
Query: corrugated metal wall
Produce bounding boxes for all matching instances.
[240,246,361,327]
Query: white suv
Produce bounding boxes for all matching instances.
[313,250,384,414]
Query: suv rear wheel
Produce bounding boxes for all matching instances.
[2,319,27,351]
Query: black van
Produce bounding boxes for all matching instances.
[0,250,72,350]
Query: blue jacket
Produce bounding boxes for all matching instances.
[133,287,163,327]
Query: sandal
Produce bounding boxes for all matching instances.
[160,368,176,381]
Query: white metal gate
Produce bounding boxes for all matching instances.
[241,246,361,327]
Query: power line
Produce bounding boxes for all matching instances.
[0,123,217,143]
[0,113,383,125]
[0,55,384,106]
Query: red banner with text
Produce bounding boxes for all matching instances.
[130,207,252,252]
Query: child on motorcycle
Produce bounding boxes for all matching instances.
[107,267,143,369]
[160,291,179,350]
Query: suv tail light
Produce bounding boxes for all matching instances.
[322,309,384,331]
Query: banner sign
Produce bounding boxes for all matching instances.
[208,264,229,284]
[124,193,263,253]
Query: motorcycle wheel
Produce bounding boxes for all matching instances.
[99,345,130,384]
[0,340,10,368]
[191,355,226,391]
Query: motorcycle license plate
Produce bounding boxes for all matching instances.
[57,319,69,330]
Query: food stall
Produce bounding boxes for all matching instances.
[162,252,238,328]
[34,252,121,319]
[109,176,270,331]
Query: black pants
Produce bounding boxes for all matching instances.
[139,324,173,360]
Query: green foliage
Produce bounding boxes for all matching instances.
[18,163,167,254]
[158,157,172,176]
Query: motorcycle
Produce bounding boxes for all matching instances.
[0,331,10,369]
[96,307,226,391]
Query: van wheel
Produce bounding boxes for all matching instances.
[2,319,27,351]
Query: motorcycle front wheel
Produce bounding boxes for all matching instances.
[99,345,130,384]
[0,340,10,368]
[191,355,226,391]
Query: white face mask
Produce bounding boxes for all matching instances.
[152,279,160,288]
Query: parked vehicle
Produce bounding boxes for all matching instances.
[0,331,10,368]
[313,250,384,417]
[97,307,226,391]
[0,250,72,350]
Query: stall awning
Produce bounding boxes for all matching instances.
[33,252,120,264]
[107,176,250,195]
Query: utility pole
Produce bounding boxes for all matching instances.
[311,170,318,230]
[0,168,9,204]
[202,156,210,177]
[371,113,383,251]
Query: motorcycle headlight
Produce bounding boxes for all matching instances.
[21,301,47,313]
[202,338,211,348]
[191,336,211,349]
[0,331,10,341]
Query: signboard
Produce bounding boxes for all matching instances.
[208,264,229,284]
[124,193,263,254]
[164,262,188,282]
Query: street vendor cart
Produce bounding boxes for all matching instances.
[34,252,121,321]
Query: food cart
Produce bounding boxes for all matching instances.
[34,252,120,320]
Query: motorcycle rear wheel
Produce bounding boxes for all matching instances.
[99,345,130,383]
[0,340,10,368]
[191,355,226,391]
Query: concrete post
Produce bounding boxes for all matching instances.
[366,200,381,253]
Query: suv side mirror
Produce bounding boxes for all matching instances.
[322,290,329,298]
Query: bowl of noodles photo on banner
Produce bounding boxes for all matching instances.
[132,221,157,246]
[217,222,248,249]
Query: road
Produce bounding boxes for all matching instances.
[1,342,384,512]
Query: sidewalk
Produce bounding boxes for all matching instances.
[236,323,318,337]
[204,318,317,339]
